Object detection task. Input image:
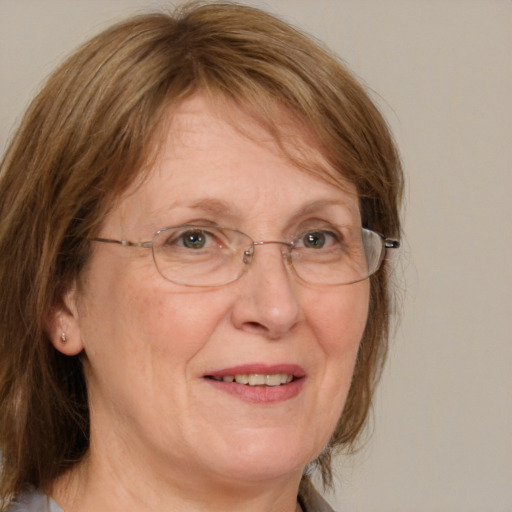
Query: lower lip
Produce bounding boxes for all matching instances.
[204,377,305,404]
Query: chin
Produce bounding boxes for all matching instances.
[196,430,318,484]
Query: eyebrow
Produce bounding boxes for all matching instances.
[186,198,238,216]
[179,197,358,223]
[293,198,359,217]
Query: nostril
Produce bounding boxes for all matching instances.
[243,321,268,334]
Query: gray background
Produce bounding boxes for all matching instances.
[1,1,511,510]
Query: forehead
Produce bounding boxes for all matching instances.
[111,94,360,233]
[158,94,353,188]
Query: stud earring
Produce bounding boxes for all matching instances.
[61,332,67,343]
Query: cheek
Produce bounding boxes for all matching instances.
[78,241,231,375]
[138,287,230,356]
[305,282,370,414]
[78,277,232,427]
[82,277,230,379]
[307,281,370,354]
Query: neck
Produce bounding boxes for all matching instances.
[51,451,304,512]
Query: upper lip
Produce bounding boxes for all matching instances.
[205,363,306,378]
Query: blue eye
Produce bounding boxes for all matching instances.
[181,230,208,249]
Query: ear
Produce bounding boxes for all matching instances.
[46,284,85,356]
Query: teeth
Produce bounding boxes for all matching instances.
[215,373,294,386]
[265,374,282,386]
[236,374,249,385]
[248,374,265,386]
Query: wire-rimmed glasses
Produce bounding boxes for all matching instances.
[91,224,399,287]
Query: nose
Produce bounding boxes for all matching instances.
[231,242,301,339]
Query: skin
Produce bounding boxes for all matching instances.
[50,95,370,512]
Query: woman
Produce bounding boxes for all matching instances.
[0,3,403,511]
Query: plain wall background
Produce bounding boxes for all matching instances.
[1,1,511,510]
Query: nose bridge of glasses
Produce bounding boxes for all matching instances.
[243,240,293,266]
[252,240,292,248]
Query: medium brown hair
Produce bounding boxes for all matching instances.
[0,2,403,503]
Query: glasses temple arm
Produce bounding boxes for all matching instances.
[384,239,400,249]
[91,237,152,248]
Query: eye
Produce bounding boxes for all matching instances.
[302,231,326,249]
[158,225,244,252]
[181,229,209,249]
[174,227,227,250]
[157,226,223,251]
[296,230,339,250]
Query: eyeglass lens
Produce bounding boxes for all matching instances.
[150,225,385,287]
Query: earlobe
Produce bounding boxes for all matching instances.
[47,286,84,356]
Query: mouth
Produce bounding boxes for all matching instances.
[203,364,305,403]
[205,373,295,387]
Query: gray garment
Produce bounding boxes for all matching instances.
[298,480,337,512]
[5,490,62,512]
[300,492,336,512]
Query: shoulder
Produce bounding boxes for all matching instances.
[298,478,337,512]
[4,489,63,512]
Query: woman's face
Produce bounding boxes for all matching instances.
[60,95,369,488]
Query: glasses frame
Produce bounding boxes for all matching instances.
[91,224,400,287]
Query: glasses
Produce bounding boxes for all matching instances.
[91,224,399,287]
